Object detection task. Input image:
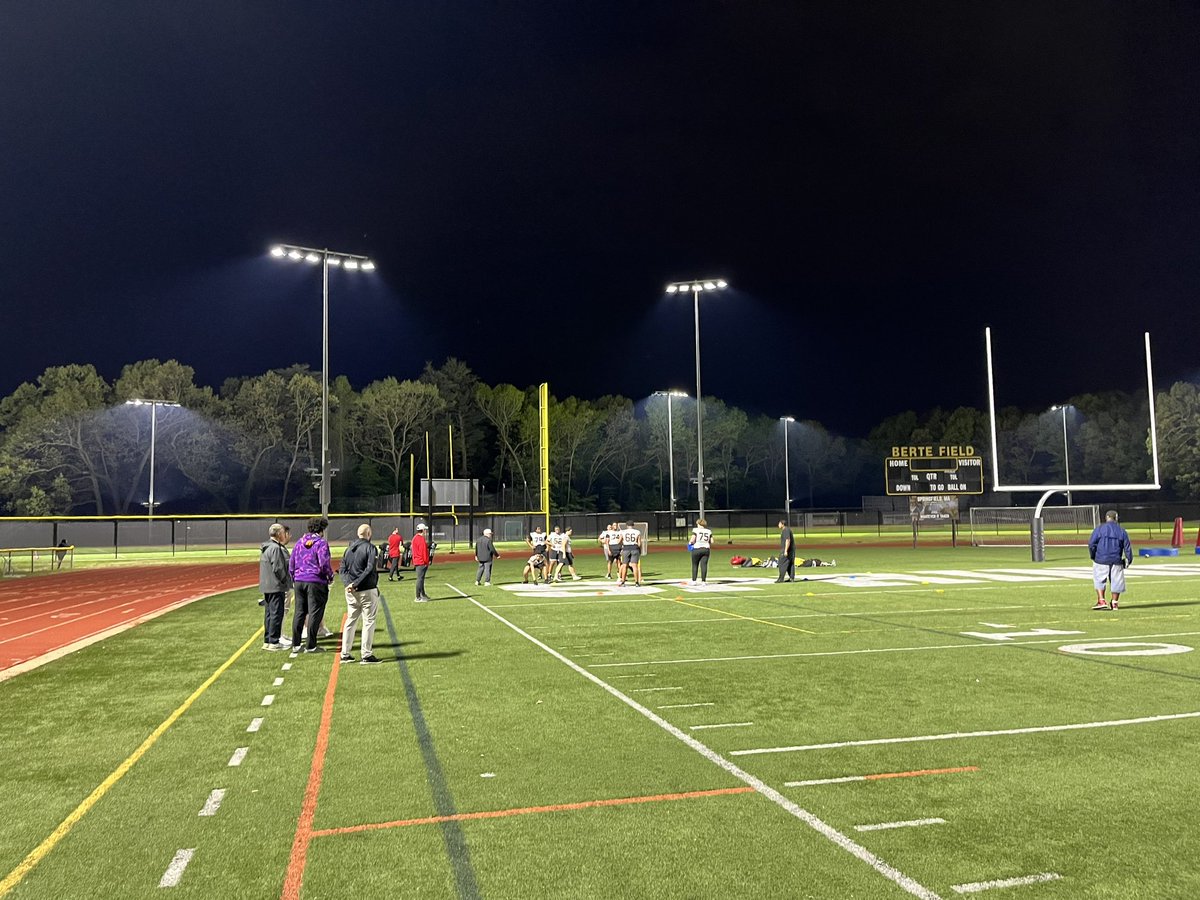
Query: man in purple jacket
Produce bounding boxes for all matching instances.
[289,517,335,653]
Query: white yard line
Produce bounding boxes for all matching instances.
[658,702,715,709]
[611,674,658,679]
[228,747,249,767]
[449,583,942,900]
[246,717,263,733]
[486,598,661,609]
[856,818,945,832]
[629,686,683,693]
[690,722,753,730]
[198,788,226,817]
[734,711,1200,756]
[158,848,195,888]
[951,873,1062,894]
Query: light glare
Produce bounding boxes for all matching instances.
[270,246,285,257]
[287,250,302,260]
[343,259,359,270]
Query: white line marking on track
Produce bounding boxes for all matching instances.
[629,686,683,693]
[658,702,715,709]
[246,718,263,733]
[198,788,226,817]
[690,722,753,730]
[449,583,942,900]
[734,711,1200,756]
[158,848,195,887]
[228,747,249,767]
[856,818,946,832]
[951,872,1062,894]
[261,694,275,706]
[273,677,284,686]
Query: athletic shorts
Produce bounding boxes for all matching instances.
[606,545,620,559]
[548,550,561,562]
[621,547,641,564]
[563,552,574,565]
[1093,561,1127,593]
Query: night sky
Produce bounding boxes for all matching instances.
[3,2,1197,435]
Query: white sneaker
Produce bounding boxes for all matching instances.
[318,626,334,638]
[278,637,292,647]
[572,575,581,581]
[484,582,491,587]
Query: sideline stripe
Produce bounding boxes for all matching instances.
[952,873,1062,894]
[198,789,226,817]
[281,644,341,900]
[786,767,978,787]
[737,713,1200,756]
[449,585,941,900]
[158,848,196,888]
[311,786,756,837]
[0,628,263,898]
[856,818,945,832]
[670,597,817,634]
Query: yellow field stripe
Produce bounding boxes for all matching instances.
[0,627,265,897]
[670,598,817,634]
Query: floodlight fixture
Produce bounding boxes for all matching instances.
[653,390,690,514]
[270,245,285,257]
[124,398,183,527]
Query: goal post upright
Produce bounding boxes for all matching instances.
[539,382,550,534]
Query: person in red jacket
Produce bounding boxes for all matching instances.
[411,523,432,603]
[386,528,404,581]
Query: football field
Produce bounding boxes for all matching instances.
[2,545,1199,899]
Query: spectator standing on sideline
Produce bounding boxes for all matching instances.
[289,517,334,653]
[339,523,382,664]
[1089,509,1133,610]
[690,518,713,584]
[411,523,432,602]
[386,528,404,581]
[776,520,796,583]
[475,528,500,586]
[259,524,291,650]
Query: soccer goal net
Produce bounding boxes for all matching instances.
[969,505,1100,547]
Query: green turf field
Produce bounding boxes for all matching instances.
[3,544,1199,898]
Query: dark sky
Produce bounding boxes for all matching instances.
[3,2,1197,435]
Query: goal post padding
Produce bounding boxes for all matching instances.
[969,505,1099,547]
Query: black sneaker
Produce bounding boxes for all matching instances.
[340,653,354,662]
[360,654,381,665]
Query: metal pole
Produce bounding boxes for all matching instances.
[666,393,676,515]
[693,288,705,519]
[1061,405,1072,505]
[320,252,331,519]
[783,419,790,525]
[148,401,157,538]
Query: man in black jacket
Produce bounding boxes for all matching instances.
[259,524,291,650]
[474,528,500,586]
[339,523,382,664]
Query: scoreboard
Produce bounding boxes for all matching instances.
[885,449,984,496]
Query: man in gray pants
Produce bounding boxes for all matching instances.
[258,523,291,650]
[339,523,382,663]
[474,528,500,586]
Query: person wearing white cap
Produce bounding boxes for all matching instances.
[411,523,432,602]
[474,528,500,586]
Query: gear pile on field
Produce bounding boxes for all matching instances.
[729,556,836,568]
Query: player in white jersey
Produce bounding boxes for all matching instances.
[527,525,547,555]
[555,527,581,581]
[547,526,566,581]
[599,523,621,579]
[690,518,713,584]
[618,522,644,586]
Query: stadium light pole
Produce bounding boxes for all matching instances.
[270,243,376,518]
[665,279,728,518]
[1050,403,1073,504]
[780,416,795,524]
[125,399,181,524]
[653,390,688,516]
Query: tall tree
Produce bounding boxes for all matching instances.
[348,378,445,495]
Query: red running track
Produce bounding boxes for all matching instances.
[0,564,257,678]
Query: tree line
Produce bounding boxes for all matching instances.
[1,357,1196,516]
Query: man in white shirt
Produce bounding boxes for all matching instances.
[599,523,621,579]
[690,518,713,584]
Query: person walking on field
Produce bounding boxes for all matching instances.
[557,527,582,581]
[775,519,796,583]
[690,518,713,584]
[259,524,291,650]
[289,517,335,653]
[386,528,404,581]
[339,523,382,664]
[411,523,432,602]
[1089,509,1133,610]
[618,521,644,587]
[474,528,500,586]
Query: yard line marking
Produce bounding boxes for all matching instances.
[856,818,946,832]
[951,872,1062,894]
[452,585,941,900]
[591,630,1200,669]
[979,623,1015,628]
[228,747,249,767]
[612,674,658,679]
[0,628,263,898]
[282,637,341,900]
[198,788,226,817]
[629,686,682,693]
[310,786,757,837]
[158,848,196,888]
[737,712,1200,755]
[262,694,275,706]
[671,597,817,634]
[247,718,264,733]
[487,598,660,608]
[690,722,753,731]
[281,663,292,671]
[273,677,285,686]
[659,702,715,709]
[786,767,979,787]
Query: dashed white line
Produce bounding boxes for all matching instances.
[246,717,263,733]
[261,694,275,706]
[629,686,683,693]
[158,848,195,887]
[951,873,1062,894]
[658,702,715,709]
[273,677,284,686]
[281,663,292,671]
[228,747,249,767]
[856,818,945,832]
[198,788,226,817]
[690,722,753,731]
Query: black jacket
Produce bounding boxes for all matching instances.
[340,539,380,591]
